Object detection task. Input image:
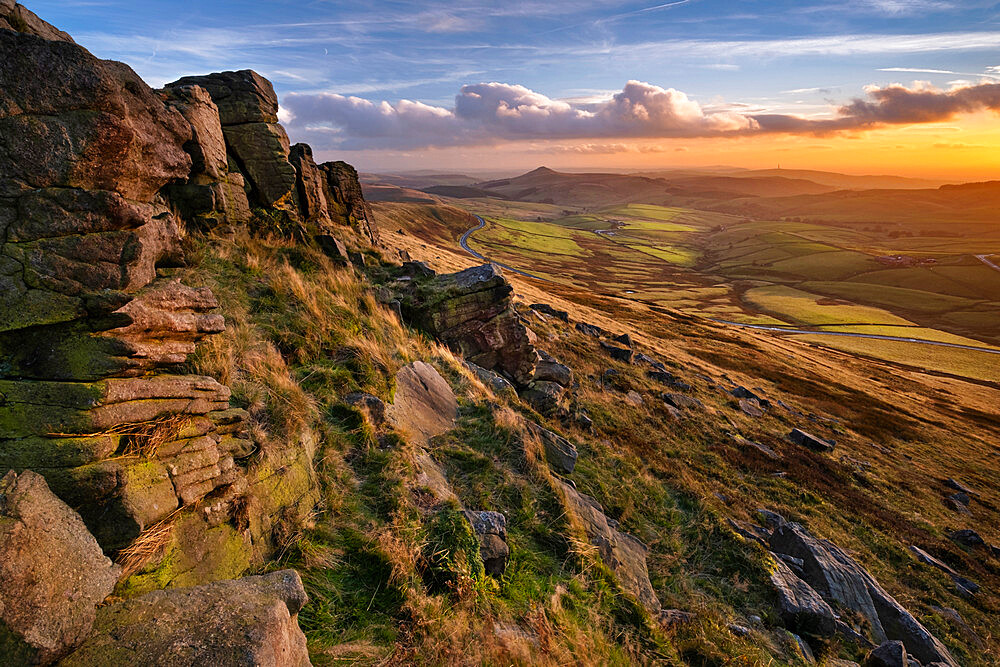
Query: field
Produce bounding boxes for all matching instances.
[368,173,1000,382]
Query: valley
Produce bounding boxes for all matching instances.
[366,168,1000,383]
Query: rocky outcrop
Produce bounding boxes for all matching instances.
[0,0,73,41]
[788,428,835,453]
[768,521,956,666]
[0,471,119,664]
[163,72,378,245]
[62,570,311,666]
[556,479,661,614]
[398,263,540,386]
[168,70,298,214]
[318,160,379,244]
[161,83,251,228]
[0,8,316,589]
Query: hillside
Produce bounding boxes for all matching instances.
[2,5,999,667]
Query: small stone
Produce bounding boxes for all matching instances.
[788,428,835,453]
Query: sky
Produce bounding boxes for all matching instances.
[28,0,1000,178]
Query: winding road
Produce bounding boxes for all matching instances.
[459,216,554,282]
[976,254,1000,274]
[458,218,1000,355]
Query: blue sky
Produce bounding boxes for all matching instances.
[28,1,1000,172]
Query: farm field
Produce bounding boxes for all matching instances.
[367,169,1000,382]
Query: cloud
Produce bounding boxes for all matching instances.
[284,80,754,149]
[283,79,1000,149]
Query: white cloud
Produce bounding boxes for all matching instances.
[284,80,755,148]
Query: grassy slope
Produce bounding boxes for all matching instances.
[372,207,1000,665]
[179,204,1000,664]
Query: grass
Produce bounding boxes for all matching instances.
[157,195,1000,665]
[743,284,914,327]
[791,335,1000,382]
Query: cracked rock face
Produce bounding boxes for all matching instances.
[0,9,317,572]
[0,470,120,664]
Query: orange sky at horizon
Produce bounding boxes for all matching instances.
[336,111,1000,181]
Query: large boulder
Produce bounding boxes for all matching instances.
[398,264,539,386]
[387,361,458,447]
[769,522,956,666]
[769,558,837,638]
[0,470,119,664]
[557,479,660,613]
[61,570,311,667]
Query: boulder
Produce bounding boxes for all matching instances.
[398,264,539,386]
[788,428,835,453]
[733,434,781,460]
[464,510,508,576]
[343,392,388,429]
[647,370,691,391]
[575,322,605,337]
[315,234,350,264]
[613,333,633,348]
[289,143,329,225]
[221,121,298,211]
[387,361,458,446]
[0,470,119,664]
[168,69,279,125]
[533,349,573,386]
[521,381,569,417]
[946,529,985,548]
[599,341,633,363]
[529,303,569,322]
[167,70,297,212]
[769,558,837,638]
[738,398,766,418]
[318,161,379,244]
[557,479,660,613]
[909,546,978,595]
[161,83,250,227]
[769,522,956,666]
[61,570,311,667]
[524,421,578,474]
[662,392,703,411]
[465,361,517,397]
[864,640,907,667]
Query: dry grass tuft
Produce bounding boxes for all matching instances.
[116,511,180,580]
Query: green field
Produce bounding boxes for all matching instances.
[444,196,1000,379]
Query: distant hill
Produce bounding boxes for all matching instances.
[361,183,437,203]
[420,185,510,200]
[473,167,831,208]
[361,172,481,189]
[734,168,954,191]
[709,180,1000,225]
